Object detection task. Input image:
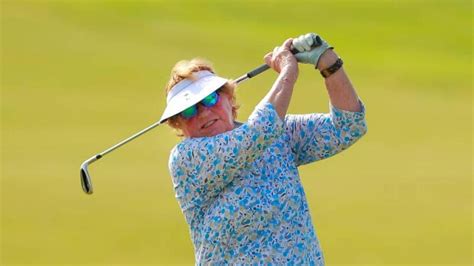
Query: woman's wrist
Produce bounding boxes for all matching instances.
[316,49,339,70]
[280,65,299,83]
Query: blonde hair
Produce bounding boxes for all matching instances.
[164,58,239,135]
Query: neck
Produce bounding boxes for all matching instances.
[233,121,243,129]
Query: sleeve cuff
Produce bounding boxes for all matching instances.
[329,99,366,127]
[330,99,366,117]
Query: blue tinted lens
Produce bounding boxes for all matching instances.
[181,105,198,119]
[201,91,219,107]
[180,91,219,119]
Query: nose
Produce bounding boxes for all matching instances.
[196,103,212,118]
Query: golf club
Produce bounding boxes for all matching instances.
[80,35,322,194]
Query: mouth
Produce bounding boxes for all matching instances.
[201,119,218,129]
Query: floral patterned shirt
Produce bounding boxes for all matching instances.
[169,101,367,265]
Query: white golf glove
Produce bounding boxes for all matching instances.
[293,33,333,68]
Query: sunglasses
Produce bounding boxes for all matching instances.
[180,91,220,119]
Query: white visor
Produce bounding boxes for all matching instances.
[159,71,228,123]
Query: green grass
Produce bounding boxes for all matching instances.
[1,0,472,264]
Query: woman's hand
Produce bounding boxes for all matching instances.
[292,33,332,70]
[264,38,299,80]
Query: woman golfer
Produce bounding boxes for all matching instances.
[159,33,367,264]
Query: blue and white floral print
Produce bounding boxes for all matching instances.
[169,101,367,265]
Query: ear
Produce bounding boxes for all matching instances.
[175,116,186,128]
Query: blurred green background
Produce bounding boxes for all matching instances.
[1,0,471,265]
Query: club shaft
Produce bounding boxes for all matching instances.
[234,64,270,84]
[98,120,162,158]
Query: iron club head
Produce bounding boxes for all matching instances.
[80,163,93,194]
[80,155,102,194]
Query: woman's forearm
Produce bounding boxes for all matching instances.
[261,38,299,120]
[261,67,298,120]
[317,49,361,112]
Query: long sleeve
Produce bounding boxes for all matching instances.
[169,102,284,211]
[285,100,367,166]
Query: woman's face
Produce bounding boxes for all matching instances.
[178,92,235,138]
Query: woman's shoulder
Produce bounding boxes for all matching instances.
[169,134,223,161]
[170,137,198,157]
[169,138,196,163]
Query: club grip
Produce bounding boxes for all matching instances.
[290,35,322,54]
[247,64,270,78]
[240,34,323,82]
